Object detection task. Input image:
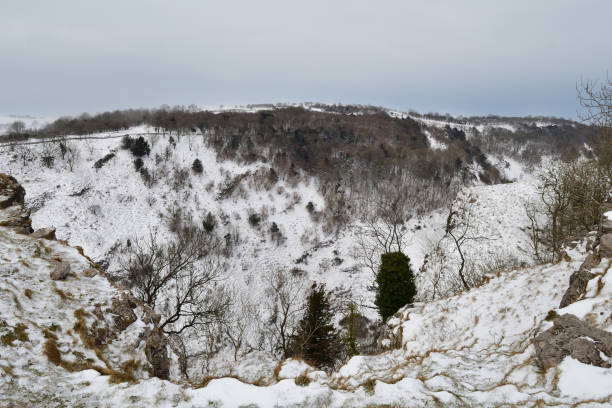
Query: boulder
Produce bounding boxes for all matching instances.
[50,261,71,280]
[108,293,137,332]
[534,314,612,370]
[83,268,98,277]
[145,328,169,379]
[599,233,612,258]
[0,174,25,209]
[558,254,599,308]
[30,228,56,240]
[0,205,33,233]
[602,218,612,234]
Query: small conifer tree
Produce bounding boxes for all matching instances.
[192,158,203,174]
[202,212,216,232]
[290,284,342,370]
[130,136,150,157]
[343,304,360,357]
[375,252,416,321]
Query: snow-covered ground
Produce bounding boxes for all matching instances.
[2,201,609,406]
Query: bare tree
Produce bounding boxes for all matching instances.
[9,121,26,134]
[523,199,550,262]
[40,141,56,168]
[120,227,230,335]
[356,182,411,281]
[15,144,33,166]
[444,193,488,290]
[224,294,258,361]
[537,163,571,259]
[367,182,410,253]
[577,75,611,128]
[64,142,79,172]
[261,269,306,358]
[418,237,452,301]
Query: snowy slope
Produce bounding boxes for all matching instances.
[0,213,177,406]
[0,128,543,317]
[1,139,611,406]
[3,224,609,407]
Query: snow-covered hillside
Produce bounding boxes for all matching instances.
[1,114,610,406]
[1,171,610,407]
[0,126,541,315]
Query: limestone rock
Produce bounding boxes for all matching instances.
[50,261,71,280]
[83,268,98,277]
[558,254,599,308]
[108,293,138,332]
[30,227,56,240]
[0,173,33,233]
[599,233,612,258]
[534,314,612,370]
[145,328,169,379]
[0,174,25,209]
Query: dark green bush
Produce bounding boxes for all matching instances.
[192,158,203,174]
[248,213,261,227]
[375,252,416,321]
[130,136,150,157]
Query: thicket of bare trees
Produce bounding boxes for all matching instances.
[524,77,612,261]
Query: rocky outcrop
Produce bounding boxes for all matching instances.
[0,174,25,209]
[30,227,56,240]
[89,292,169,378]
[108,293,138,332]
[558,253,599,308]
[50,261,72,280]
[145,328,170,379]
[535,314,612,369]
[375,307,412,352]
[0,173,40,234]
[598,203,612,258]
[0,173,171,381]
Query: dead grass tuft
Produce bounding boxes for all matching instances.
[44,338,62,365]
[294,374,311,387]
[363,378,376,395]
[1,323,29,346]
[108,359,138,384]
[24,288,33,299]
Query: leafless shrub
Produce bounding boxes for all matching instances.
[119,227,230,335]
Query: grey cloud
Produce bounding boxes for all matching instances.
[1,0,610,118]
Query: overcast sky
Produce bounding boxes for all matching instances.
[1,0,611,119]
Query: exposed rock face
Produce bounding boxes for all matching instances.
[0,173,37,234]
[0,173,172,382]
[0,174,25,209]
[375,307,412,351]
[108,293,138,332]
[599,233,612,258]
[50,261,71,280]
[145,328,170,379]
[534,314,612,370]
[558,254,599,308]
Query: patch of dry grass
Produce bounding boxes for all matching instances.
[1,323,28,346]
[44,338,62,365]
